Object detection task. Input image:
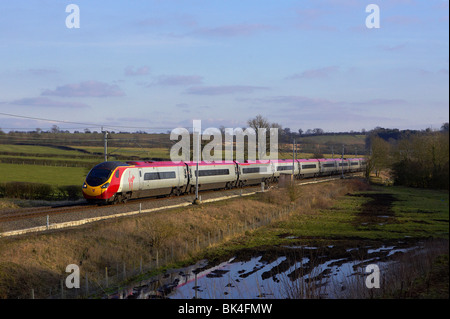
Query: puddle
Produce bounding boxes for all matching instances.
[116,240,422,299]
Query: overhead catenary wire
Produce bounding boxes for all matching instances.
[0,112,177,131]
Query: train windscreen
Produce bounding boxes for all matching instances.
[86,168,112,186]
[86,161,128,186]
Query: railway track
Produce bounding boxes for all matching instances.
[0,184,261,224]
[0,203,97,223]
[0,173,363,226]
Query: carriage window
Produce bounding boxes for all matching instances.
[144,171,176,180]
[243,167,267,174]
[301,164,317,169]
[277,166,294,171]
[195,169,229,177]
[338,163,349,167]
[322,163,335,168]
[350,162,359,166]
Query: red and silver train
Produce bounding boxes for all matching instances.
[82,158,366,204]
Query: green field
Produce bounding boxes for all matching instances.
[309,185,447,239]
[299,134,366,145]
[0,144,86,156]
[202,183,449,259]
[73,145,170,159]
[0,163,86,186]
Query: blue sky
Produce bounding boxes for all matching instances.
[0,0,448,133]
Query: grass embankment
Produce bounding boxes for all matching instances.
[202,182,448,258]
[0,179,448,298]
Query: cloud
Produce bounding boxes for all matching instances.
[384,15,422,26]
[294,8,338,32]
[152,75,204,86]
[136,14,198,28]
[175,103,191,113]
[438,68,449,75]
[249,94,407,130]
[136,18,166,27]
[26,68,59,76]
[242,95,408,118]
[379,43,408,51]
[42,81,125,97]
[124,66,150,76]
[247,95,337,109]
[7,97,89,108]
[350,98,407,107]
[186,85,269,95]
[287,66,339,80]
[193,24,274,37]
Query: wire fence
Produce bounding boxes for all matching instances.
[26,203,297,299]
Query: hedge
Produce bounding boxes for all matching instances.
[0,182,83,201]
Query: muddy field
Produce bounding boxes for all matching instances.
[115,188,448,299]
[350,193,398,227]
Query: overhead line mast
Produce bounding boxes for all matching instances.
[102,127,108,162]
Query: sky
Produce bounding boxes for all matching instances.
[0,0,448,134]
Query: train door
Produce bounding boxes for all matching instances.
[235,162,240,187]
[138,168,143,191]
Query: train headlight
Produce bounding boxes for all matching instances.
[82,182,87,188]
[101,183,110,189]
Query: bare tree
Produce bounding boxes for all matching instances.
[247,114,270,131]
[51,125,60,134]
[247,114,281,160]
[370,136,392,177]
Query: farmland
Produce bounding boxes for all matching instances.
[0,131,367,194]
[0,163,86,186]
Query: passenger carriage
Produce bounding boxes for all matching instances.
[236,160,275,187]
[272,159,299,180]
[185,161,237,193]
[298,159,320,178]
[318,158,339,176]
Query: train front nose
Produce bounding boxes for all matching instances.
[82,182,104,198]
[82,164,113,200]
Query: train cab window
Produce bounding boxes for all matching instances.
[86,169,112,186]
[86,161,129,186]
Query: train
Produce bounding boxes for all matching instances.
[82,158,366,204]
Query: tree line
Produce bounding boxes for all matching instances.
[367,123,449,189]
